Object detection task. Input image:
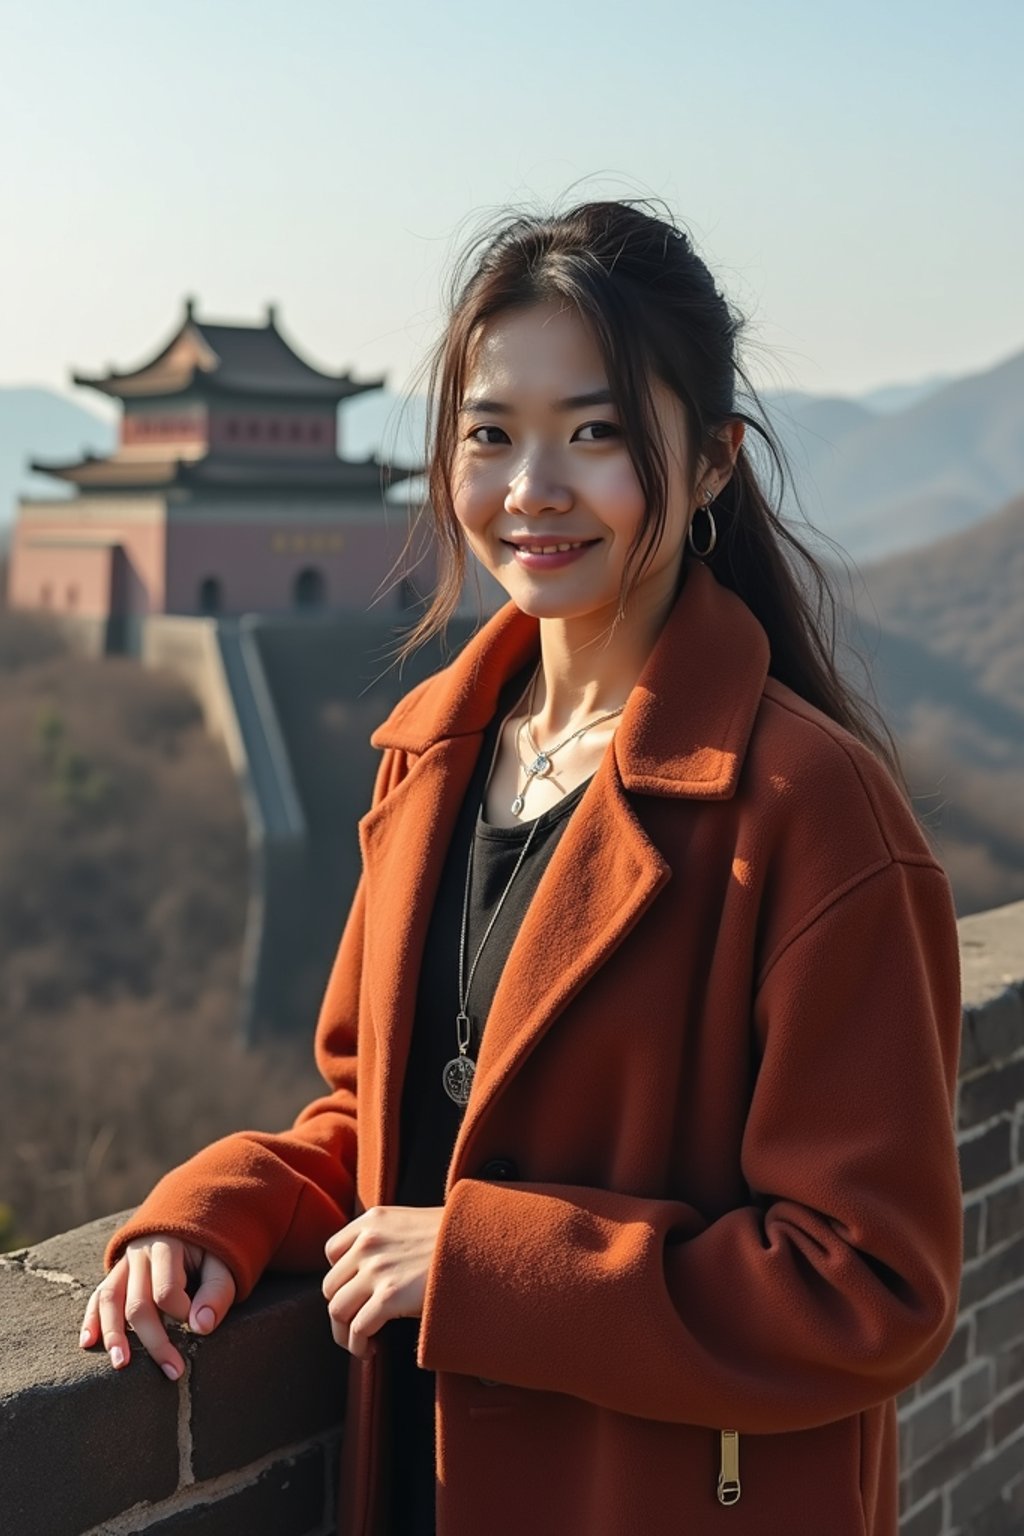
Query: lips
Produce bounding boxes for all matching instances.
[502,538,600,553]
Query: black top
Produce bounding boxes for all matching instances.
[381,659,595,1536]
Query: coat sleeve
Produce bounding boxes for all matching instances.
[416,856,965,1432]
[102,747,405,1304]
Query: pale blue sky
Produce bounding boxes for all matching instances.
[2,0,1020,408]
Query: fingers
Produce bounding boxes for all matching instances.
[124,1246,186,1381]
[78,1238,237,1379]
[79,1259,124,1362]
[82,1257,138,1373]
[188,1251,237,1336]
[325,1272,384,1360]
[149,1238,192,1323]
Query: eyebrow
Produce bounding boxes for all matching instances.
[458,388,616,415]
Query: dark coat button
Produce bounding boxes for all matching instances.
[479,1157,519,1180]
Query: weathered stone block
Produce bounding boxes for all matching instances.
[961,994,1024,1075]
[975,1283,1024,1359]
[949,1430,1024,1530]
[903,1386,954,1466]
[189,1270,347,1481]
[959,1059,1024,1130]
[963,1200,984,1261]
[0,1262,179,1536]
[900,1493,945,1536]
[992,1381,1024,1447]
[908,1413,989,1509]
[917,1317,970,1395]
[986,1179,1024,1249]
[144,1445,326,1535]
[959,1233,1024,1312]
[995,1336,1024,1394]
[959,1359,993,1422]
[959,1122,1013,1193]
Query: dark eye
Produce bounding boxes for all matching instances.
[467,425,509,445]
[575,421,619,442]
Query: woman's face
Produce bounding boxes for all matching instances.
[451,299,700,626]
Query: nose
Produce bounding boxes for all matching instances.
[504,459,573,519]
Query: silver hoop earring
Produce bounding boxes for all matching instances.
[687,488,718,559]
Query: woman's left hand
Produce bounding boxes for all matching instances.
[322,1205,446,1359]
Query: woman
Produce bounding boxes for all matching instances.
[80,199,964,1536]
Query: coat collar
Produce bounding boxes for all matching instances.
[370,559,772,800]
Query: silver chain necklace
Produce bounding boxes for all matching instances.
[511,664,626,815]
[442,661,624,1107]
[442,669,540,1105]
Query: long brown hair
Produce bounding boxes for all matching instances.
[383,196,904,787]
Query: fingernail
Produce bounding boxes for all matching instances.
[194,1306,215,1334]
[110,1346,125,1368]
[162,1361,181,1381]
[79,1328,91,1346]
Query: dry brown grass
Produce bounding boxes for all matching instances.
[0,608,322,1248]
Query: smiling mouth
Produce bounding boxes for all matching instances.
[502,539,600,554]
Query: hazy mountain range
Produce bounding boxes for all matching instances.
[844,490,1024,914]
[1,348,1020,568]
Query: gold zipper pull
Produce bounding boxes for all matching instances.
[717,1429,741,1505]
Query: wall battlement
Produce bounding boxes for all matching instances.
[2,901,1023,1536]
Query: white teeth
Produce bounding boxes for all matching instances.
[519,542,587,554]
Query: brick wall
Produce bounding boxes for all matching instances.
[1,900,1022,1536]
[898,900,1024,1535]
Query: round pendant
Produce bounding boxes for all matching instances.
[529,752,551,777]
[443,1054,476,1105]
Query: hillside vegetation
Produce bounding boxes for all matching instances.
[0,604,322,1249]
[846,493,1024,914]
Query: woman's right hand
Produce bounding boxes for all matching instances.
[78,1235,237,1381]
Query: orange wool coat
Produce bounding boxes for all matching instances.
[106,560,965,1536]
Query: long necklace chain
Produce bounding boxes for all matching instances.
[442,667,538,1106]
[442,660,626,1107]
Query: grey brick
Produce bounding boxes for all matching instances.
[986,1180,1024,1249]
[950,1431,1024,1529]
[995,1336,1024,1394]
[959,1360,994,1423]
[960,1234,1024,1312]
[961,995,1024,1075]
[900,1493,944,1536]
[918,1318,971,1395]
[909,1416,989,1509]
[904,1388,955,1465]
[975,1284,1024,1359]
[964,1202,985,1262]
[958,1060,1024,1131]
[960,1123,1013,1194]
[993,1382,1024,1448]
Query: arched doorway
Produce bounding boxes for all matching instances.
[198,576,223,615]
[293,567,326,609]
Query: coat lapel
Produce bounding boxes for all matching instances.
[357,562,771,1199]
[357,734,484,1201]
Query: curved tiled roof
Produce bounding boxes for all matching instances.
[72,301,384,402]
